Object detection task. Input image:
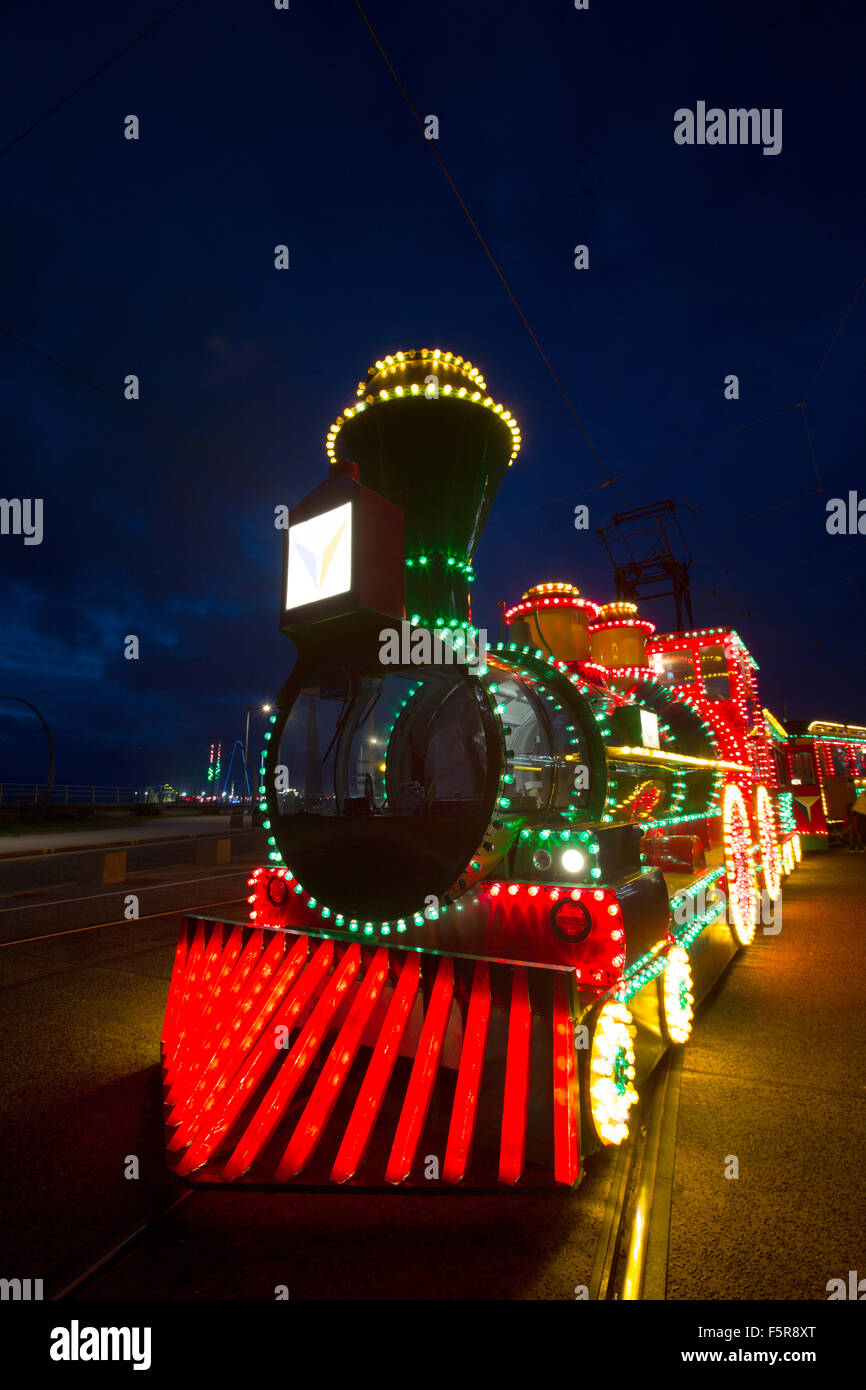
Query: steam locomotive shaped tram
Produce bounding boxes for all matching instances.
[161,349,802,1189]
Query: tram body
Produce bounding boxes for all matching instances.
[161,349,809,1190]
[772,720,866,849]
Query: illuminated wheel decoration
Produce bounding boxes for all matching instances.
[723,782,758,947]
[587,1001,638,1145]
[792,832,802,863]
[660,945,694,1044]
[755,785,781,903]
[781,840,795,875]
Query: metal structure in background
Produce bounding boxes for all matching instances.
[597,500,696,631]
[0,784,176,805]
[0,696,55,803]
[243,704,272,799]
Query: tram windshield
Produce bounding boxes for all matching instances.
[700,645,732,701]
[650,650,695,687]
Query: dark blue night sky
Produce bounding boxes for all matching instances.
[1,0,864,791]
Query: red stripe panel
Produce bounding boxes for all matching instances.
[275,948,390,1180]
[385,956,454,1186]
[161,924,191,1054]
[166,920,229,1087]
[163,919,209,1085]
[442,960,491,1184]
[176,938,333,1176]
[499,966,531,1185]
[167,929,285,1126]
[168,936,308,1150]
[330,952,421,1185]
[165,925,244,1105]
[185,923,244,1054]
[221,944,361,1182]
[552,974,580,1187]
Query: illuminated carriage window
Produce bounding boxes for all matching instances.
[788,750,815,786]
[650,650,695,687]
[825,743,853,777]
[699,645,731,701]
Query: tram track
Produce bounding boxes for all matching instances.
[52,1188,200,1301]
[590,1045,683,1300]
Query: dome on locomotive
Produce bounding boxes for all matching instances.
[504,582,599,662]
[590,601,656,672]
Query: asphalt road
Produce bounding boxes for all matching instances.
[0,850,862,1300]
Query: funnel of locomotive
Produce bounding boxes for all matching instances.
[160,348,798,1192]
[324,349,519,623]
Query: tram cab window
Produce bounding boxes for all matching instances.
[650,650,695,687]
[789,750,815,785]
[699,645,731,701]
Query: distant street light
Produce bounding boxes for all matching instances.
[0,696,55,804]
[243,703,272,800]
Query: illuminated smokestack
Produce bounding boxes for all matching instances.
[326,349,519,625]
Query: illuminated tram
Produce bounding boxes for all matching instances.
[161,349,812,1190]
[772,720,866,849]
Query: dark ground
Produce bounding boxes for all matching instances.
[0,850,862,1300]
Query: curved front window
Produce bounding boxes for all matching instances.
[489,664,592,814]
[265,650,601,920]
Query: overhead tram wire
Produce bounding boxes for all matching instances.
[493,253,866,526]
[4,0,862,530]
[802,269,866,403]
[0,327,287,504]
[351,0,619,499]
[492,403,803,522]
[798,403,823,491]
[352,3,865,526]
[0,0,191,160]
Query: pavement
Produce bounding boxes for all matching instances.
[666,848,866,1300]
